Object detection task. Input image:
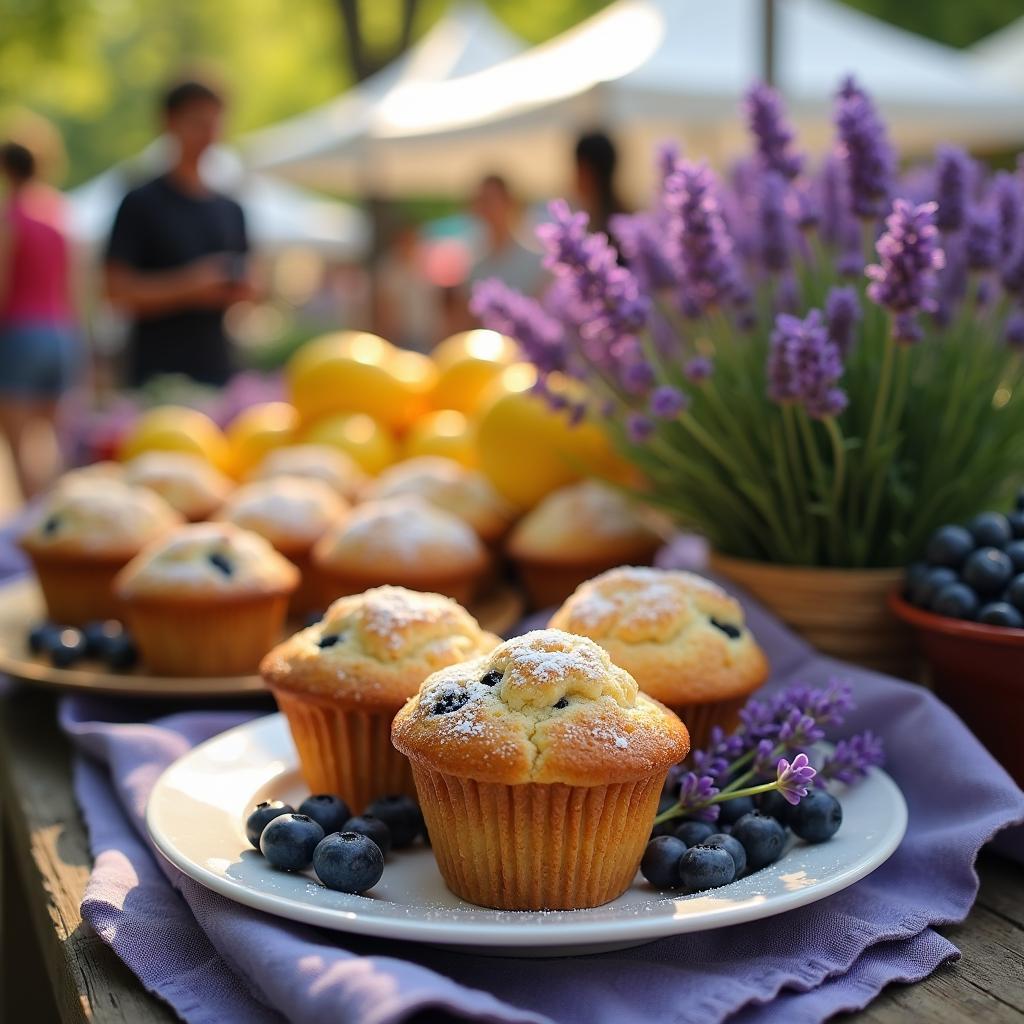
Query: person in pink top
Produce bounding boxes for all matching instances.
[0,141,79,498]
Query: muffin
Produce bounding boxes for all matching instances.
[506,481,663,608]
[261,586,499,811]
[549,567,769,749]
[123,451,234,521]
[251,445,366,502]
[18,480,182,624]
[115,523,299,677]
[364,456,516,546]
[393,628,689,910]
[312,497,488,606]
[216,477,348,616]
[54,461,125,490]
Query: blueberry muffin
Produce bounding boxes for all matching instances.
[123,451,234,521]
[261,586,499,810]
[549,567,769,749]
[506,481,663,608]
[115,523,299,677]
[364,456,517,546]
[216,477,349,615]
[18,479,182,624]
[392,628,689,910]
[312,496,488,606]
[250,444,366,502]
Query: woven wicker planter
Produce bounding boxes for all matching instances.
[709,553,913,678]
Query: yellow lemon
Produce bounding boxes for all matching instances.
[385,349,439,429]
[403,410,478,468]
[225,402,299,477]
[302,412,398,475]
[119,405,232,473]
[430,330,520,415]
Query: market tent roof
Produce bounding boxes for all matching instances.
[68,142,370,258]
[970,16,1024,89]
[245,0,526,191]
[258,0,1024,201]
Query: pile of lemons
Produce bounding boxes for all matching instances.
[118,329,630,510]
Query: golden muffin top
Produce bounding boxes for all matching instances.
[216,477,348,549]
[123,451,234,520]
[250,445,366,501]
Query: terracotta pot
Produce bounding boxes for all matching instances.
[890,592,1024,786]
[708,553,914,678]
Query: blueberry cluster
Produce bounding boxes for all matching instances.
[27,619,137,670]
[244,792,424,894]
[906,499,1024,628]
[641,789,842,892]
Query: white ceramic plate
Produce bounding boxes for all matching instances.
[147,714,907,956]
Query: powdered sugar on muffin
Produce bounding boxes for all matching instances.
[217,477,348,549]
[123,451,233,520]
[251,445,366,501]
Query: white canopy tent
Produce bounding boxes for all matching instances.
[245,0,526,193]
[970,16,1024,90]
[256,0,1024,202]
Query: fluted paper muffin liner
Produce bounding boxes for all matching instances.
[272,688,415,811]
[122,593,290,677]
[410,766,664,910]
[665,695,749,752]
[27,551,131,625]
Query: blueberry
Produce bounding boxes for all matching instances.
[301,610,324,628]
[341,814,392,857]
[104,633,138,670]
[553,697,569,709]
[925,525,974,569]
[732,812,788,870]
[650,820,677,840]
[430,690,469,715]
[703,833,747,877]
[911,566,957,608]
[679,844,736,891]
[259,813,324,870]
[1005,540,1024,573]
[298,794,351,835]
[1006,574,1024,612]
[789,791,843,844]
[904,561,929,598]
[316,634,342,649]
[245,800,294,848]
[931,582,979,620]
[312,831,384,893]
[208,552,233,576]
[977,601,1024,629]
[674,820,716,846]
[716,795,755,827]
[968,512,1012,549]
[83,619,124,657]
[27,621,60,655]
[364,795,422,849]
[640,836,687,888]
[42,514,60,536]
[479,669,502,687]
[1009,511,1024,539]
[49,628,88,667]
[709,618,742,639]
[962,548,1014,596]
[757,789,795,825]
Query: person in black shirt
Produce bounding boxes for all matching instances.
[104,78,251,387]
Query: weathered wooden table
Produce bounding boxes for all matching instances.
[1,688,1021,1024]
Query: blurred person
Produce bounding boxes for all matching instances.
[574,130,627,236]
[0,140,79,498]
[104,78,252,387]
[374,221,440,352]
[467,174,543,296]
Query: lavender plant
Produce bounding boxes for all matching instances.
[471,79,1024,568]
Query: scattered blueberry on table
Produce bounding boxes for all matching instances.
[313,832,385,894]
[679,845,736,890]
[364,795,423,849]
[298,794,351,835]
[245,800,295,848]
[25,618,139,670]
[341,814,393,857]
[259,813,325,871]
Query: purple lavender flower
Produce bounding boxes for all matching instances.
[626,412,654,442]
[744,82,804,180]
[834,79,895,220]
[965,204,999,272]
[1001,243,1024,297]
[676,772,720,823]
[610,213,677,292]
[866,200,945,338]
[819,731,884,785]
[622,358,656,394]
[470,279,566,374]
[776,753,817,805]
[706,725,746,761]
[663,160,742,314]
[1005,311,1024,348]
[738,697,780,742]
[766,310,847,419]
[775,679,854,727]
[758,169,791,272]
[752,738,778,778]
[657,140,682,184]
[934,145,974,233]
[991,171,1023,263]
[689,748,730,783]
[684,356,714,382]
[778,708,826,748]
[650,385,689,419]
[825,286,860,357]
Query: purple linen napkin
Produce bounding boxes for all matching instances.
[57,567,1024,1024]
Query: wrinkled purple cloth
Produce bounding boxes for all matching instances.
[51,539,1023,1024]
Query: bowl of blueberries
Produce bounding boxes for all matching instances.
[890,495,1024,784]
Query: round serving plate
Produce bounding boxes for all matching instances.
[0,577,523,699]
[147,713,908,956]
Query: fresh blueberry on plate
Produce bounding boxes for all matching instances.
[104,633,139,670]
[673,820,716,847]
[716,795,755,827]
[968,512,1012,549]
[732,811,788,870]
[259,813,324,871]
[702,833,747,877]
[679,844,736,891]
[961,548,1013,596]
[977,601,1024,629]
[756,789,795,826]
[27,621,60,655]
[341,814,392,857]
[1005,574,1024,613]
[931,582,979,620]
[313,832,384,894]
[789,791,843,844]
[640,835,687,889]
[245,800,295,848]
[298,794,351,835]
[911,566,957,608]
[364,795,422,849]
[49,628,88,668]
[925,524,974,569]
[1004,540,1024,573]
[82,619,124,657]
